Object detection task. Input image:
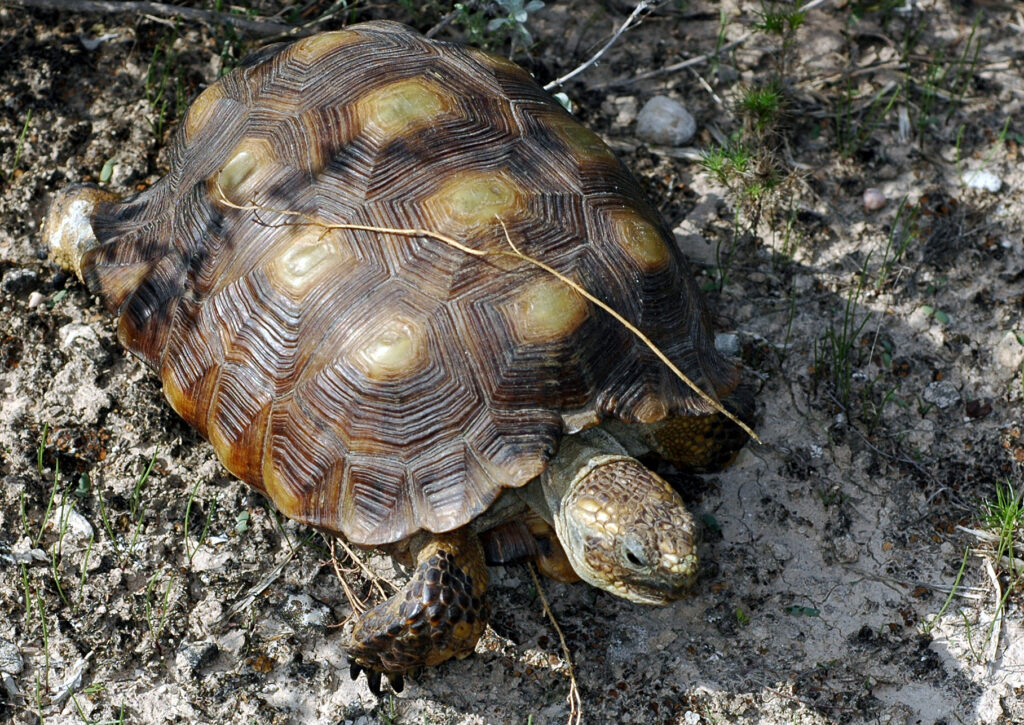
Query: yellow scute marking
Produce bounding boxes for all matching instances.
[549,115,615,161]
[212,138,278,205]
[466,47,533,79]
[263,468,304,519]
[356,77,454,138]
[428,170,523,229]
[288,30,361,63]
[510,278,588,343]
[266,225,351,295]
[612,211,670,271]
[183,83,227,141]
[352,317,428,380]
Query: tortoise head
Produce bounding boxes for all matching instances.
[550,450,699,605]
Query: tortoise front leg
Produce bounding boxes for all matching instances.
[348,530,489,695]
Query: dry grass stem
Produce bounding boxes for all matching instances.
[328,538,368,617]
[983,558,1001,662]
[528,564,581,725]
[330,536,395,597]
[221,549,296,623]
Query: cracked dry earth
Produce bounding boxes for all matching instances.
[1,1,1023,724]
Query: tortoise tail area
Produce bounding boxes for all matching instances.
[50,178,208,371]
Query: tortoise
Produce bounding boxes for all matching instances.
[44,20,754,693]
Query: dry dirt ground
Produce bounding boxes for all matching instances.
[1,1,1023,723]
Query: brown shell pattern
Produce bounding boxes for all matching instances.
[80,21,740,546]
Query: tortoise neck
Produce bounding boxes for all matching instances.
[531,427,632,522]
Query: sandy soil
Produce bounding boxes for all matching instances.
[1,1,1022,723]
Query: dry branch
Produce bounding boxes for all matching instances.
[2,0,293,35]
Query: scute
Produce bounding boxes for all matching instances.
[75,20,740,546]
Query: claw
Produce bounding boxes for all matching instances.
[367,669,383,696]
[348,656,405,696]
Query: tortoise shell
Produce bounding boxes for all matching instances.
[78,20,739,546]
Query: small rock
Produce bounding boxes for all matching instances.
[606,95,630,126]
[635,96,696,146]
[905,417,936,450]
[964,169,1002,193]
[2,673,20,701]
[714,332,740,357]
[189,545,232,573]
[923,380,959,409]
[2,268,38,295]
[994,331,1024,371]
[965,399,992,419]
[862,187,886,211]
[280,592,331,630]
[0,640,23,675]
[674,229,718,266]
[27,291,46,308]
[218,629,246,657]
[189,595,224,636]
[715,65,739,83]
[174,640,218,680]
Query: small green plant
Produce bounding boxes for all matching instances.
[144,34,188,140]
[874,199,919,290]
[143,568,176,642]
[453,0,544,54]
[5,108,32,181]
[917,304,950,326]
[938,482,1024,659]
[834,81,900,158]
[753,3,805,34]
[487,0,544,48]
[751,0,806,78]
[127,450,159,554]
[817,262,873,412]
[738,82,785,134]
[34,461,61,548]
[700,143,754,187]
[980,481,1023,582]
[37,422,49,472]
[956,117,1011,186]
[183,479,218,565]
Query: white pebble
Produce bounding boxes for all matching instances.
[964,169,1002,193]
[28,291,46,308]
[635,96,696,146]
[994,331,1024,371]
[59,322,100,350]
[51,504,94,540]
[862,187,886,210]
[714,332,740,357]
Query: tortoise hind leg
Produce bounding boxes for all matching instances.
[348,530,489,695]
[648,384,757,473]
